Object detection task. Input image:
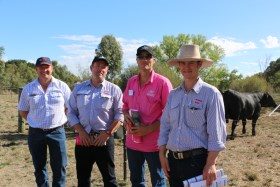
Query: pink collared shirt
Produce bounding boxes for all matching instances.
[123,71,172,152]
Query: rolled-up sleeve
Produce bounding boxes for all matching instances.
[207,91,227,151]
[158,94,172,147]
[113,87,124,121]
[67,88,80,127]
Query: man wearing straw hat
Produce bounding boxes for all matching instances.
[158,44,227,187]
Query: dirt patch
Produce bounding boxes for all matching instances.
[0,94,279,187]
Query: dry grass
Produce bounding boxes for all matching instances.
[0,94,280,187]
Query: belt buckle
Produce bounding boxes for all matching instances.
[173,152,184,159]
[42,128,50,131]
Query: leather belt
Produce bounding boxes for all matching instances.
[168,148,207,160]
[29,125,64,133]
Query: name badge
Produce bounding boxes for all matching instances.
[129,90,133,96]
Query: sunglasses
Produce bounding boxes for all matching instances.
[137,54,153,60]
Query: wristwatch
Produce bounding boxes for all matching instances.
[105,130,112,136]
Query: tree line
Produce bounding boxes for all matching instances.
[0,34,279,92]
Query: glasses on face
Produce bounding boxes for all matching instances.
[137,54,153,60]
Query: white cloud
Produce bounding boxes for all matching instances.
[54,35,158,74]
[240,61,259,66]
[53,35,101,45]
[58,44,95,55]
[260,35,280,48]
[209,37,257,57]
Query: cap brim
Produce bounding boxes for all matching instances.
[36,62,52,66]
[167,58,213,68]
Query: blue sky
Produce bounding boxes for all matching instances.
[1,0,280,76]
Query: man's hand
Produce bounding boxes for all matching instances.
[78,130,92,147]
[159,145,170,178]
[92,131,109,146]
[123,111,133,133]
[203,151,220,187]
[130,124,150,136]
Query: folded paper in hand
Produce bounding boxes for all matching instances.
[183,169,228,187]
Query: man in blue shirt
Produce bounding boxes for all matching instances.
[68,56,123,187]
[18,57,71,187]
[158,45,227,187]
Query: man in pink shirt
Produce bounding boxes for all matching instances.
[123,45,173,187]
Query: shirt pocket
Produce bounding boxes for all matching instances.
[49,92,64,105]
[169,100,180,125]
[29,93,43,107]
[98,93,113,110]
[76,93,91,110]
[146,95,161,113]
[186,105,206,128]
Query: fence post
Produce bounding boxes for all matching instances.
[123,126,127,181]
[17,87,25,133]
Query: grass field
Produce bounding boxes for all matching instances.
[0,93,279,187]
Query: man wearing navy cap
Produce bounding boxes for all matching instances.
[18,57,71,187]
[68,56,123,186]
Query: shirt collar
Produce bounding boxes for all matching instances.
[137,70,155,84]
[87,79,106,88]
[180,77,204,93]
[34,76,55,86]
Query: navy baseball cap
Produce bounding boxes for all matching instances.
[136,45,154,56]
[92,56,109,66]
[36,57,52,66]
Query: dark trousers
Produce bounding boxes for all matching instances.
[75,136,117,187]
[28,127,67,187]
[168,153,207,187]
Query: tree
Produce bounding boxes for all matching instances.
[154,34,191,63]
[264,57,280,91]
[0,59,6,88]
[118,65,138,91]
[153,34,228,88]
[95,35,123,82]
[0,47,5,87]
[52,61,80,89]
[230,74,274,92]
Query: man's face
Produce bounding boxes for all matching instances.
[136,51,155,71]
[35,64,53,81]
[178,61,202,80]
[90,60,108,82]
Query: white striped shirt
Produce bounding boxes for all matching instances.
[18,77,71,129]
[158,78,226,152]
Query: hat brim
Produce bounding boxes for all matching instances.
[167,57,213,68]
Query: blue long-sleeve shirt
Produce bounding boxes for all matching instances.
[158,78,226,152]
[68,79,124,133]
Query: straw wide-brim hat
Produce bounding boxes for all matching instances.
[167,44,213,68]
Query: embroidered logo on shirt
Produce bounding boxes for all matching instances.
[103,90,110,95]
[146,90,155,97]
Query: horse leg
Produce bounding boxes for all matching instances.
[230,120,238,140]
[242,119,246,134]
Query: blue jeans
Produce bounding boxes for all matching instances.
[28,127,67,187]
[127,148,166,187]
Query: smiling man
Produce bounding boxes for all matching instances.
[18,57,71,187]
[158,45,227,187]
[68,56,123,187]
